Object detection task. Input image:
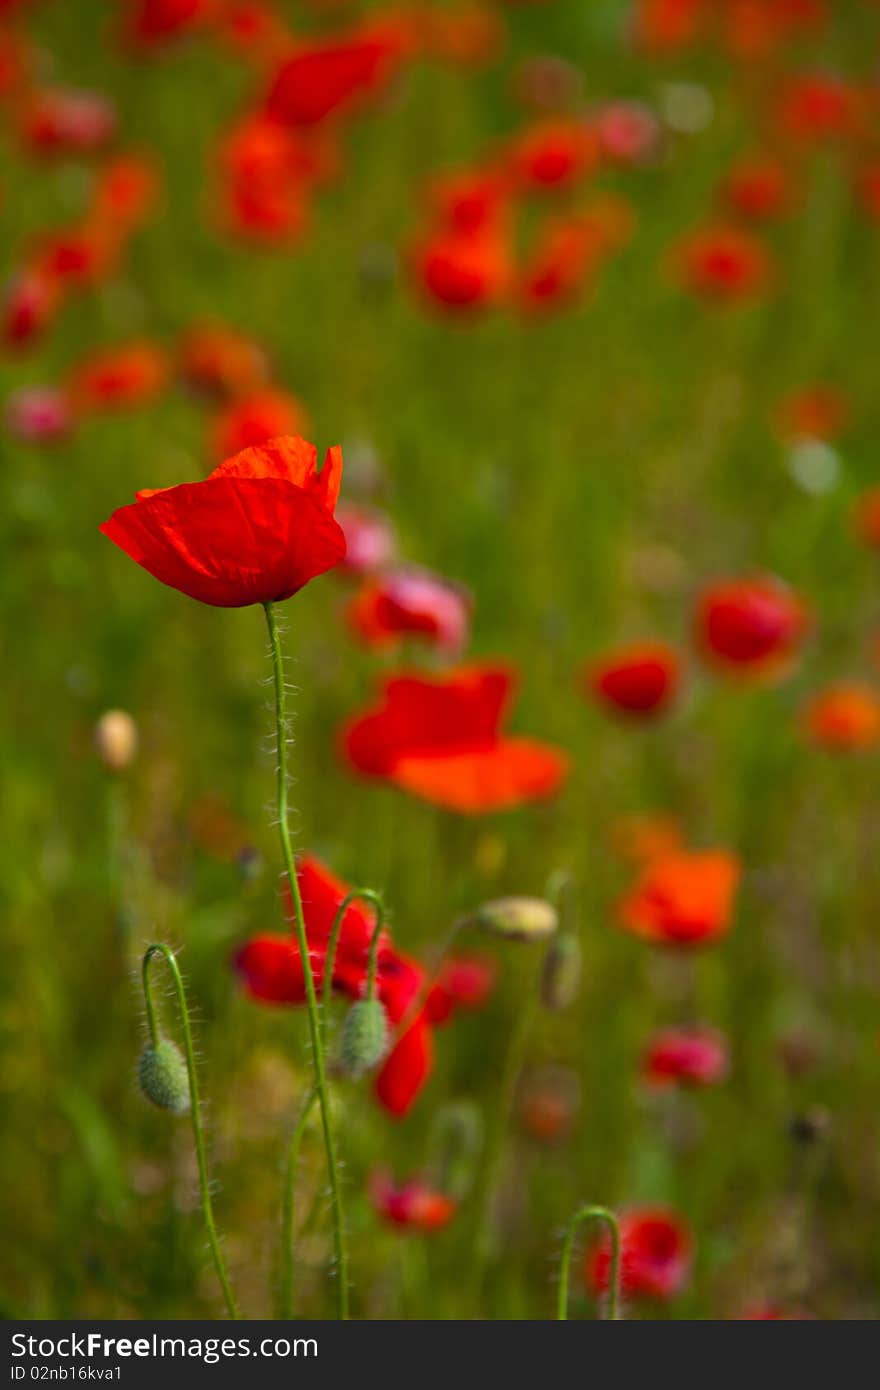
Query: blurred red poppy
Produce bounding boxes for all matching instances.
[854,487,880,549]
[122,0,214,48]
[101,434,345,607]
[675,224,771,301]
[696,575,808,676]
[346,567,471,652]
[209,386,308,460]
[775,73,862,143]
[424,953,497,1024]
[619,849,741,945]
[643,1026,729,1086]
[802,684,880,751]
[368,1169,456,1231]
[586,641,681,718]
[264,22,411,128]
[722,157,792,222]
[775,384,849,442]
[178,322,270,399]
[337,503,397,577]
[2,268,60,347]
[508,119,598,192]
[69,341,168,412]
[412,225,512,312]
[587,1208,693,1301]
[341,664,569,813]
[375,1011,433,1117]
[19,87,117,157]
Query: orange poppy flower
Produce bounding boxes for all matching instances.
[619,849,741,945]
[209,386,308,460]
[68,341,169,413]
[802,684,880,751]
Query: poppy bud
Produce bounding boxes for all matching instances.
[94,709,138,772]
[138,1039,190,1114]
[340,998,389,1079]
[467,895,558,941]
[540,933,582,1011]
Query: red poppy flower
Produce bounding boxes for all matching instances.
[412,226,512,313]
[643,1027,729,1087]
[855,487,880,548]
[775,384,849,443]
[585,641,681,718]
[31,227,116,288]
[93,154,160,231]
[368,1169,456,1232]
[722,157,791,222]
[122,0,213,48]
[68,341,168,413]
[213,1,289,58]
[336,503,397,577]
[341,664,569,814]
[802,684,880,751]
[19,87,117,157]
[424,953,497,1025]
[100,434,345,607]
[619,849,741,945]
[508,119,598,192]
[587,1208,693,1301]
[776,73,861,143]
[415,5,503,68]
[633,0,705,52]
[2,268,60,347]
[518,197,633,313]
[209,387,308,460]
[675,224,771,301]
[346,568,471,652]
[374,1011,434,1117]
[5,386,72,444]
[264,23,411,128]
[178,322,270,400]
[696,575,808,676]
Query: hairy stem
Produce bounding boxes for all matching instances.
[277,1088,318,1320]
[557,1205,622,1321]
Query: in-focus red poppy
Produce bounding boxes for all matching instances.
[642,1026,729,1087]
[675,224,772,301]
[209,386,308,460]
[854,487,880,549]
[346,568,472,653]
[341,664,569,814]
[368,1169,456,1232]
[507,119,599,192]
[122,0,214,48]
[336,502,397,577]
[585,641,681,718]
[618,849,741,945]
[424,953,497,1025]
[68,341,168,413]
[696,574,808,677]
[101,434,345,607]
[775,73,862,143]
[722,156,792,222]
[586,1208,693,1301]
[178,322,269,400]
[775,384,849,442]
[802,683,880,751]
[412,225,512,313]
[264,21,411,128]
[19,87,117,157]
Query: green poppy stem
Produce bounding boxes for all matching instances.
[323,888,385,1032]
[557,1204,622,1320]
[141,943,240,1320]
[277,1087,318,1320]
[262,600,349,1320]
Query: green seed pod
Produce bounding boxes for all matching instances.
[340,998,389,1079]
[540,933,582,1011]
[138,1039,190,1114]
[467,896,558,942]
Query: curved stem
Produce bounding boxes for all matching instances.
[545,869,577,932]
[277,1088,318,1320]
[322,888,385,1035]
[141,943,240,1320]
[557,1205,622,1321]
[262,601,349,1320]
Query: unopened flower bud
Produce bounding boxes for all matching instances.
[138,1039,190,1114]
[540,933,582,1011]
[340,998,389,1079]
[467,896,558,942]
[94,709,138,772]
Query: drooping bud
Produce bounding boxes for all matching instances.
[138,1039,190,1114]
[466,896,558,942]
[340,998,389,1079]
[94,709,138,772]
[540,933,582,1011]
